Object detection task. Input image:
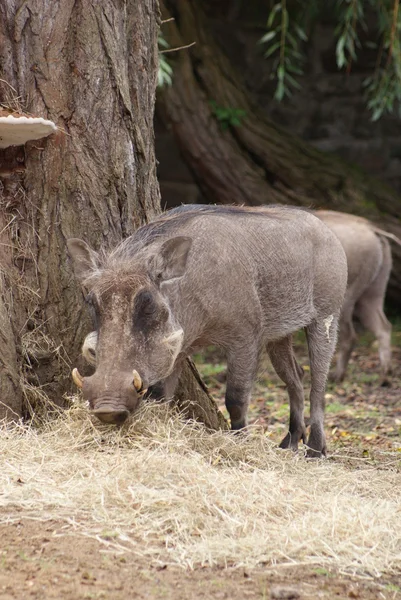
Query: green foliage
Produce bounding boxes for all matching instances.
[364,0,401,120]
[386,584,401,593]
[158,34,173,88]
[313,567,333,577]
[209,101,247,130]
[335,0,365,70]
[258,0,306,101]
[259,0,401,120]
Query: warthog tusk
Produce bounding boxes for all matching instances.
[132,370,147,396]
[133,369,142,392]
[72,368,84,389]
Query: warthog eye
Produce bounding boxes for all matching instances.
[85,292,99,329]
[135,290,156,316]
[133,289,168,333]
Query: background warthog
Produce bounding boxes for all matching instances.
[316,210,401,383]
[68,205,347,457]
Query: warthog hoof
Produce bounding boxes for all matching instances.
[305,446,326,459]
[279,427,307,452]
[379,376,391,388]
[305,427,327,459]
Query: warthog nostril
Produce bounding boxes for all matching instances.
[93,409,129,425]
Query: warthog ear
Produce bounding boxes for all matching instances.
[152,236,192,282]
[67,239,99,283]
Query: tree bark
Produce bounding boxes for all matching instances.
[174,359,227,430]
[0,0,225,429]
[159,0,401,304]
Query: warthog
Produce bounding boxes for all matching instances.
[316,210,401,383]
[68,205,347,457]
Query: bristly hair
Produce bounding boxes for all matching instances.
[82,267,148,296]
[90,203,308,272]
[129,203,300,247]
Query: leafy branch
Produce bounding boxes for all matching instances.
[259,0,401,120]
[259,0,306,101]
[364,0,401,120]
[335,0,365,72]
[158,33,173,88]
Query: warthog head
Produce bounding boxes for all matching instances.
[68,236,191,424]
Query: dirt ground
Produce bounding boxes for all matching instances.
[197,331,401,459]
[1,333,400,599]
[0,518,399,600]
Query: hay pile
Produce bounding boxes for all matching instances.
[0,402,400,576]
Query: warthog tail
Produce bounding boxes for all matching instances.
[371,227,401,247]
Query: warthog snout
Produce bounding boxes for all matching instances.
[92,406,130,425]
[72,367,147,425]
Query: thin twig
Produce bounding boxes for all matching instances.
[160,42,196,54]
[0,78,18,94]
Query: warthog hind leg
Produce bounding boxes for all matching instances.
[334,298,357,383]
[267,335,306,451]
[305,313,340,458]
[355,240,392,382]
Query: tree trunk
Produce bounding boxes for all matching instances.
[159,0,401,304]
[0,0,225,429]
[174,359,227,430]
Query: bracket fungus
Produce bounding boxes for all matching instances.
[0,113,57,148]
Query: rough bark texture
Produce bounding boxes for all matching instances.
[174,359,228,430]
[0,280,21,419]
[0,0,225,428]
[0,0,161,418]
[159,0,401,304]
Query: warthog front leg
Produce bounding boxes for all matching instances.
[267,335,306,451]
[225,344,260,430]
[305,313,340,458]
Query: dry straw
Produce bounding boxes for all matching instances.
[0,401,400,577]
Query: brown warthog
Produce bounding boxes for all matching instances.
[68,205,347,457]
[316,210,400,383]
